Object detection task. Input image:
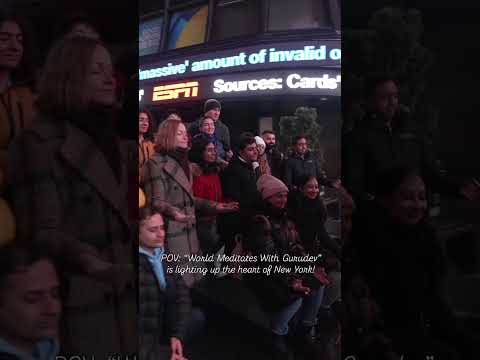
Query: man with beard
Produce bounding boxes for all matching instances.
[262,130,284,179]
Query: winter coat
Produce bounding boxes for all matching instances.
[139,253,191,359]
[220,155,262,243]
[188,118,231,152]
[342,110,455,203]
[0,86,35,193]
[139,138,155,183]
[265,146,284,180]
[289,194,341,262]
[143,153,217,286]
[7,119,137,358]
[283,150,333,191]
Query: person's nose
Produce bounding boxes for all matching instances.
[43,296,61,316]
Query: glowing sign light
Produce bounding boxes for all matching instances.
[139,89,144,102]
[213,74,341,94]
[152,81,199,101]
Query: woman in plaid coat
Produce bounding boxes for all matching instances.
[143,118,238,287]
[7,37,136,358]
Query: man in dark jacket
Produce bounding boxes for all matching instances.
[0,246,61,360]
[138,210,191,360]
[189,99,233,160]
[283,135,340,192]
[262,130,285,179]
[220,132,261,254]
[342,74,479,204]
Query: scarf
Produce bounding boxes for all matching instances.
[167,147,190,179]
[139,247,167,290]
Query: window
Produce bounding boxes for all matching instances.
[267,0,331,31]
[139,16,164,56]
[167,5,209,49]
[211,0,261,41]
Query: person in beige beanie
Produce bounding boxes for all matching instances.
[256,174,288,200]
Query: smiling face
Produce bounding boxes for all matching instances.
[85,45,115,106]
[0,21,23,70]
[302,177,320,200]
[263,132,276,146]
[0,260,61,348]
[386,174,427,225]
[200,117,215,135]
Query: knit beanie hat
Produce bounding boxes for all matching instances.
[204,99,221,113]
[254,136,266,155]
[257,175,289,200]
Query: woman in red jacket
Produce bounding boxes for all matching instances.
[189,136,224,257]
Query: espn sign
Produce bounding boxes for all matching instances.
[152,81,199,102]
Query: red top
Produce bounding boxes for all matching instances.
[192,172,223,203]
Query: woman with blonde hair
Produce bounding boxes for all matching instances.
[143,117,238,287]
[7,36,136,357]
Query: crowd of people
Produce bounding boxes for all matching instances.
[1,4,480,360]
[341,74,480,359]
[138,97,344,360]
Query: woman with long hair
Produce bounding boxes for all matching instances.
[189,136,224,257]
[7,36,136,357]
[139,108,155,183]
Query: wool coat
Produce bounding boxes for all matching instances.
[7,118,137,358]
[139,138,155,183]
[0,86,35,193]
[143,152,216,287]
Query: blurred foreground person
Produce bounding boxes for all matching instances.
[351,167,479,359]
[0,12,36,190]
[0,246,61,360]
[7,37,137,357]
